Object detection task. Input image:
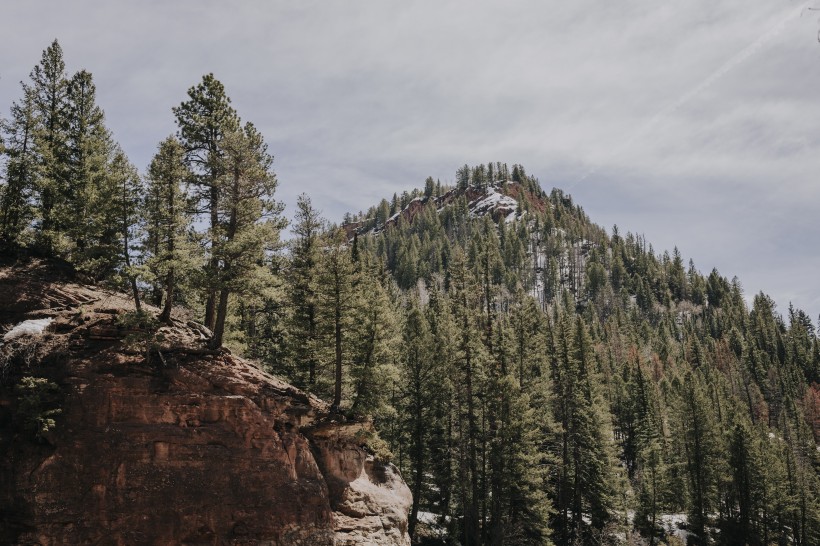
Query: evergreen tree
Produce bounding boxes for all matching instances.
[375,197,391,227]
[348,257,399,418]
[173,73,240,329]
[143,136,197,322]
[550,313,615,543]
[449,245,487,545]
[423,284,460,530]
[399,299,434,539]
[317,227,358,408]
[424,176,435,198]
[0,91,37,246]
[207,124,283,349]
[671,370,724,545]
[61,70,122,277]
[509,289,546,389]
[105,149,143,308]
[626,359,669,545]
[719,417,768,545]
[286,194,324,385]
[488,316,554,545]
[28,39,69,246]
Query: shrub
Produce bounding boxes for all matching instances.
[14,375,62,442]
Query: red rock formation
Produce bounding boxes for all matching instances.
[0,261,411,545]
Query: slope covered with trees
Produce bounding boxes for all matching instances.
[2,41,819,546]
[321,166,820,546]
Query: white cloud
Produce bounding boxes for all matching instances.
[1,0,818,319]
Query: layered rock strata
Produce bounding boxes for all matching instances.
[0,261,410,545]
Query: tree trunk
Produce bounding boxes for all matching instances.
[160,268,174,323]
[130,277,141,313]
[333,302,342,409]
[204,184,219,329]
[209,288,230,349]
[333,267,343,409]
[408,378,424,540]
[122,194,140,313]
[465,332,480,545]
[308,304,316,384]
[204,280,216,328]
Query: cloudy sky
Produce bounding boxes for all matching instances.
[2,1,819,320]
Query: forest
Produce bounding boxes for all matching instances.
[1,40,819,546]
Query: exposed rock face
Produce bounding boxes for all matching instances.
[0,260,411,545]
[311,425,412,546]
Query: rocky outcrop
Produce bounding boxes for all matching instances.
[0,260,411,545]
[310,423,412,546]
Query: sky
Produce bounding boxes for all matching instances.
[1,0,819,321]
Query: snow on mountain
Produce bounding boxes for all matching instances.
[359,181,524,235]
[467,186,518,222]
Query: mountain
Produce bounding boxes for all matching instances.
[2,42,818,542]
[325,163,820,545]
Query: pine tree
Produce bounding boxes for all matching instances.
[544,257,559,305]
[106,149,143,308]
[449,245,487,545]
[509,289,546,389]
[476,215,504,353]
[375,197,391,227]
[61,70,121,277]
[207,124,283,349]
[550,312,615,544]
[287,194,324,386]
[0,91,37,246]
[400,299,434,539]
[720,416,769,545]
[423,284,459,530]
[317,227,358,408]
[348,257,398,418]
[503,382,555,546]
[457,164,471,191]
[635,434,667,545]
[671,370,724,545]
[624,358,669,545]
[143,136,197,322]
[28,39,70,246]
[488,315,554,545]
[706,268,729,308]
[62,70,112,259]
[173,74,240,329]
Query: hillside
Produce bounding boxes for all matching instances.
[324,163,820,545]
[2,34,818,546]
[0,259,411,545]
[1,40,818,543]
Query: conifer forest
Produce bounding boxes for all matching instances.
[1,40,819,546]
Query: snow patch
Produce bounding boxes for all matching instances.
[416,511,449,538]
[659,513,694,542]
[469,187,518,218]
[417,511,438,525]
[3,318,54,342]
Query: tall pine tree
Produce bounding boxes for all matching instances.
[173,74,240,329]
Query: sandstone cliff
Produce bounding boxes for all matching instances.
[0,260,411,545]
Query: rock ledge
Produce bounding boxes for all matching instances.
[0,260,411,545]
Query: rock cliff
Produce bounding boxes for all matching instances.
[0,259,411,545]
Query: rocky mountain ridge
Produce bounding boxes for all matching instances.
[343,179,549,238]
